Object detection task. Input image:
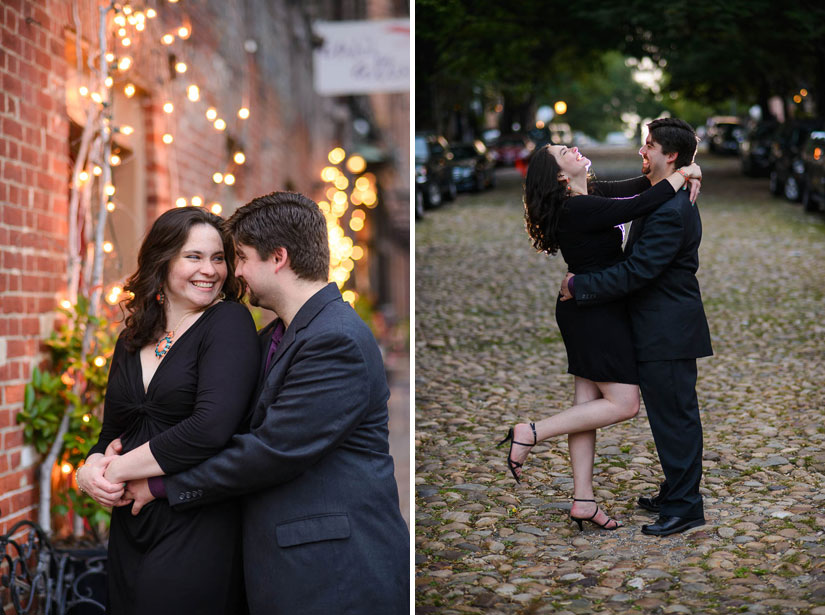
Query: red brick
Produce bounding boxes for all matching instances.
[20,318,38,336]
[3,161,23,184]
[4,384,23,405]
[0,409,12,428]
[10,450,21,468]
[0,455,9,473]
[6,139,19,161]
[4,430,23,449]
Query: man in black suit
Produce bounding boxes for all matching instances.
[560,118,713,536]
[124,192,409,613]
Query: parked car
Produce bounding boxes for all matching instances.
[489,133,533,167]
[415,133,457,208]
[450,140,496,192]
[740,121,778,177]
[528,123,573,148]
[769,120,821,202]
[415,184,426,219]
[801,130,825,212]
[706,116,745,154]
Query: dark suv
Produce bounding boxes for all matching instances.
[769,120,821,202]
[415,133,457,209]
[801,130,825,212]
[740,121,778,177]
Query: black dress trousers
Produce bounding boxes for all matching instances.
[637,358,704,519]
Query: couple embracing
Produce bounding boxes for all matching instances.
[77,192,409,614]
[501,118,713,536]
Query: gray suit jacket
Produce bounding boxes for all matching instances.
[164,283,409,614]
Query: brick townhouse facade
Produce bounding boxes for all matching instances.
[0,0,410,536]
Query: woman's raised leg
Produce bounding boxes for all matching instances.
[507,380,640,480]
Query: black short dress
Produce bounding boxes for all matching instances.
[88,301,260,615]
[554,177,676,384]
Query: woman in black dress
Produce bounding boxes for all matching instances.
[76,207,259,614]
[499,143,701,531]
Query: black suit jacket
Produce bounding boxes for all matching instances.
[163,283,409,614]
[574,188,713,361]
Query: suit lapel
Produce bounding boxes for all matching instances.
[263,283,342,378]
[626,215,647,253]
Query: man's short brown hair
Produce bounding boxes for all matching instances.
[225,191,330,282]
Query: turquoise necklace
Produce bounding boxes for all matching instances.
[154,312,192,360]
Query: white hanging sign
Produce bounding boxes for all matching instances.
[313,19,410,95]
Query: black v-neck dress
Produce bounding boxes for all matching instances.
[554,177,676,384]
[89,301,259,615]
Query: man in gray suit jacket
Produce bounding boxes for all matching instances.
[125,191,409,614]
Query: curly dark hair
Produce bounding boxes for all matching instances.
[647,117,699,169]
[120,207,243,352]
[523,145,591,255]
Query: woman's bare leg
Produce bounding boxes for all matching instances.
[509,380,640,480]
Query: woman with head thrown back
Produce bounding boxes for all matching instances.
[76,207,260,614]
[499,136,701,531]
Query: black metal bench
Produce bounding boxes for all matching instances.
[1,519,106,615]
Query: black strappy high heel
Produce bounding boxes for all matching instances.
[496,422,537,483]
[569,498,622,531]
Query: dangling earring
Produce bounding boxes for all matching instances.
[219,291,226,300]
[156,289,165,305]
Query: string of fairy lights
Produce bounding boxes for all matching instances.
[65,0,375,312]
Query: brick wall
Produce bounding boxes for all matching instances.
[1,0,410,537]
[1,0,70,534]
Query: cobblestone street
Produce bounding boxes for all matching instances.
[415,151,825,614]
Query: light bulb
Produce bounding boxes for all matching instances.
[122,37,131,47]
[191,196,203,207]
[177,26,190,39]
[103,241,114,253]
[115,15,126,26]
[110,154,121,166]
[107,201,116,212]
[93,356,106,367]
[118,57,132,71]
[135,21,145,31]
[104,76,113,88]
[346,155,366,174]
[328,147,346,164]
[90,92,102,103]
[238,107,250,119]
[162,133,173,144]
[93,165,102,176]
[105,184,116,196]
[187,85,199,101]
[146,8,157,18]
[78,171,89,182]
[105,53,115,63]
[214,118,226,131]
[161,34,175,45]
[205,108,217,121]
[176,197,187,207]
[124,84,135,97]
[223,173,235,185]
[78,85,89,96]
[210,203,222,215]
[120,125,134,135]
[233,152,245,164]
[349,218,364,232]
[212,172,223,183]
[175,62,187,73]
[60,299,72,309]
[163,102,174,113]
[61,463,73,475]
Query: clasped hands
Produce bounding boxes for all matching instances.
[75,439,156,515]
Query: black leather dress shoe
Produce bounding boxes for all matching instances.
[641,515,705,536]
[637,496,662,513]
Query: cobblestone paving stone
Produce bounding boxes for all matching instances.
[414,152,825,614]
